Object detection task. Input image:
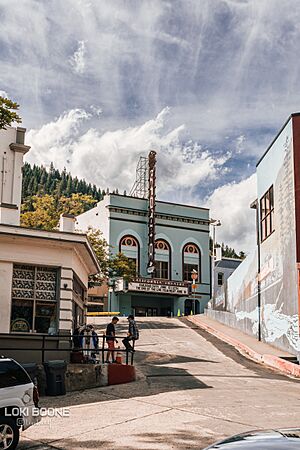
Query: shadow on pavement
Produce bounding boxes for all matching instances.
[23,430,216,449]
[40,349,213,409]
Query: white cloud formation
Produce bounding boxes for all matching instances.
[206,174,257,253]
[1,0,300,146]
[26,107,229,198]
[70,40,87,74]
[0,90,8,98]
[25,106,258,251]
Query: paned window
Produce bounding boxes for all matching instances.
[155,261,169,279]
[120,235,139,274]
[183,243,200,282]
[154,239,170,279]
[10,264,58,334]
[260,186,274,242]
[218,272,224,286]
[183,263,199,282]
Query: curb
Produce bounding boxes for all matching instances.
[187,316,300,378]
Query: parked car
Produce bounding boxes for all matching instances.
[0,357,40,450]
[203,429,300,449]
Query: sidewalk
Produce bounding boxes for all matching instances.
[187,314,300,378]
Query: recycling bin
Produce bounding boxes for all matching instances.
[43,360,67,396]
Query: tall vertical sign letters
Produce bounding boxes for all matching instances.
[147,150,156,275]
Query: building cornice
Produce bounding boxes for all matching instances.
[0,224,100,274]
[9,143,31,154]
[108,206,210,226]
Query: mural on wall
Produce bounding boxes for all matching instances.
[220,121,299,355]
[258,131,298,354]
[226,248,259,338]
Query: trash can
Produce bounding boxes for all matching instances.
[21,363,38,386]
[43,360,67,396]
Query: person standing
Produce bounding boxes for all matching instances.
[122,314,139,352]
[80,324,99,361]
[105,316,119,363]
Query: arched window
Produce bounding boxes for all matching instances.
[183,243,200,282]
[155,239,170,279]
[119,235,139,274]
[120,236,138,247]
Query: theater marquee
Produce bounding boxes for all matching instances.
[128,278,189,296]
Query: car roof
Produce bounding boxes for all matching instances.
[206,429,300,449]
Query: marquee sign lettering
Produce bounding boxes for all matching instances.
[128,277,190,296]
[147,150,156,275]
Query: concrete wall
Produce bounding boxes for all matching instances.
[0,127,29,226]
[0,261,13,332]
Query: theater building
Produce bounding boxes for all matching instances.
[76,154,211,316]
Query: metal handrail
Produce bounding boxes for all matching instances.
[0,333,136,365]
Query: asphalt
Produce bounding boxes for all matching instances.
[188,314,300,377]
[19,317,300,450]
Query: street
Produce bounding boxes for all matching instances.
[20,317,300,450]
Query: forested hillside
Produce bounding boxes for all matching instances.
[22,162,105,205]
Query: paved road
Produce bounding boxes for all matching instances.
[20,317,300,449]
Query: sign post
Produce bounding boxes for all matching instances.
[191,269,198,315]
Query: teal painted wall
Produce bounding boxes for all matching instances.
[78,193,211,315]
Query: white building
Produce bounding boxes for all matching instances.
[0,127,100,362]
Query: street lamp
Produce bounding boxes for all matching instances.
[191,269,198,315]
[210,219,221,304]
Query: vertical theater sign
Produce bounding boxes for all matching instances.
[147,150,156,276]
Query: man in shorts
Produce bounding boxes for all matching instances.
[105,316,119,363]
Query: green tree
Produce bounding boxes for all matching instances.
[20,193,96,228]
[109,252,137,282]
[84,228,136,287]
[0,95,22,129]
[59,193,96,215]
[21,195,58,230]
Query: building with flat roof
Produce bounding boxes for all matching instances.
[0,126,100,363]
[208,113,300,356]
[76,191,211,317]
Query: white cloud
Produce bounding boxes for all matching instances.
[2,0,300,144]
[0,90,8,98]
[70,40,87,74]
[90,105,102,116]
[206,174,257,253]
[26,109,90,167]
[26,107,229,197]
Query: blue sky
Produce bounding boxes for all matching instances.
[1,0,300,251]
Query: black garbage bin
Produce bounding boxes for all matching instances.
[43,360,67,396]
[21,363,38,386]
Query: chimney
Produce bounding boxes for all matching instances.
[59,213,76,233]
[0,127,30,226]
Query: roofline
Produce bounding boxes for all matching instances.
[0,223,87,237]
[108,193,210,212]
[219,257,243,262]
[0,224,100,273]
[256,112,300,167]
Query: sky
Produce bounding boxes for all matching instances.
[1,0,300,253]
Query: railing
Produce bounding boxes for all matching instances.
[0,333,135,365]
